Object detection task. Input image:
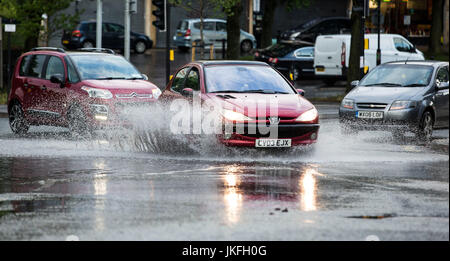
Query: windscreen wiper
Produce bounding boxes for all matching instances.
[363,83,403,87]
[96,77,127,80]
[402,83,427,87]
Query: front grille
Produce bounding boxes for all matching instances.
[357,103,387,110]
[232,124,318,139]
[116,93,153,99]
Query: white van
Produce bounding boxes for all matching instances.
[314,34,425,85]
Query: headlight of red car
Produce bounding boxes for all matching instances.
[295,108,318,122]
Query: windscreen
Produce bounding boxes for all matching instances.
[69,54,143,80]
[205,65,295,94]
[360,65,434,87]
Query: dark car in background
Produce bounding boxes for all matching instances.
[254,43,315,81]
[62,21,153,54]
[280,17,351,44]
[339,61,449,142]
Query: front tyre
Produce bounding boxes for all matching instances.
[134,41,147,54]
[240,40,253,53]
[67,106,91,138]
[416,111,434,143]
[9,102,29,134]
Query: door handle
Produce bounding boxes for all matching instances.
[41,85,47,90]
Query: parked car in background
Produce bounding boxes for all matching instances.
[62,21,153,54]
[8,47,161,135]
[173,18,257,53]
[314,34,425,85]
[161,61,319,148]
[254,42,315,81]
[280,17,351,44]
[339,61,449,142]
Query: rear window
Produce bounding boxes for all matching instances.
[177,21,189,31]
[193,22,215,31]
[264,43,299,57]
[19,55,31,76]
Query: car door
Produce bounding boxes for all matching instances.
[42,55,67,124]
[202,21,216,46]
[434,66,449,127]
[393,37,414,61]
[104,23,123,49]
[215,21,227,49]
[162,67,191,102]
[22,54,49,123]
[293,47,315,77]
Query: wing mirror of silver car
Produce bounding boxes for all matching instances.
[141,74,149,81]
[436,81,449,90]
[351,80,360,88]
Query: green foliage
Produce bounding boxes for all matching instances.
[0,0,80,47]
[0,89,8,105]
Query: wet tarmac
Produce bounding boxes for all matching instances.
[0,116,448,241]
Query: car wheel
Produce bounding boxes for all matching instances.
[134,41,147,54]
[67,106,91,138]
[289,64,300,81]
[323,79,336,86]
[82,41,94,49]
[9,102,29,134]
[416,111,434,143]
[240,40,253,53]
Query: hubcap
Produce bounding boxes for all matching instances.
[242,41,251,52]
[423,114,433,139]
[9,104,25,133]
[136,42,146,53]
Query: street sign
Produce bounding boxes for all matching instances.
[130,0,137,14]
[404,15,411,26]
[4,24,16,33]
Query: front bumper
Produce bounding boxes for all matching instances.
[339,106,421,131]
[219,123,320,147]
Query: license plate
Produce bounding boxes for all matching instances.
[63,40,69,44]
[255,139,292,148]
[316,67,325,72]
[356,111,384,119]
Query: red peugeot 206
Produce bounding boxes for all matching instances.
[160,61,319,148]
[8,47,162,135]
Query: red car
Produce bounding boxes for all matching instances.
[160,61,319,147]
[8,47,161,135]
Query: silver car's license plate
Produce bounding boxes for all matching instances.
[356,111,384,119]
[255,139,292,148]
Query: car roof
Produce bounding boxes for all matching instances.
[385,60,449,67]
[182,18,226,23]
[193,60,268,67]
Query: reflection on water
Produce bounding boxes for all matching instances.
[220,164,321,222]
[93,159,108,232]
[223,166,243,225]
[299,168,319,211]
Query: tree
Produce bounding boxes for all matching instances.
[261,0,311,48]
[429,0,444,55]
[215,0,242,59]
[346,0,363,93]
[0,0,80,50]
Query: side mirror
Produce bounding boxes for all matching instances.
[351,80,360,88]
[50,74,64,88]
[141,74,149,81]
[437,81,449,90]
[181,88,194,97]
[296,88,305,96]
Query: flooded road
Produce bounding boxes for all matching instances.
[0,115,448,241]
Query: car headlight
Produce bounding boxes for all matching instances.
[152,88,162,99]
[390,100,412,110]
[296,108,318,122]
[222,109,252,122]
[81,86,113,99]
[341,99,354,109]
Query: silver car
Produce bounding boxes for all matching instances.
[339,61,449,142]
[173,18,257,53]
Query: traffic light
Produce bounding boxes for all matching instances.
[152,0,166,31]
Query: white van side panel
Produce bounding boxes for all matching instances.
[314,36,345,76]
